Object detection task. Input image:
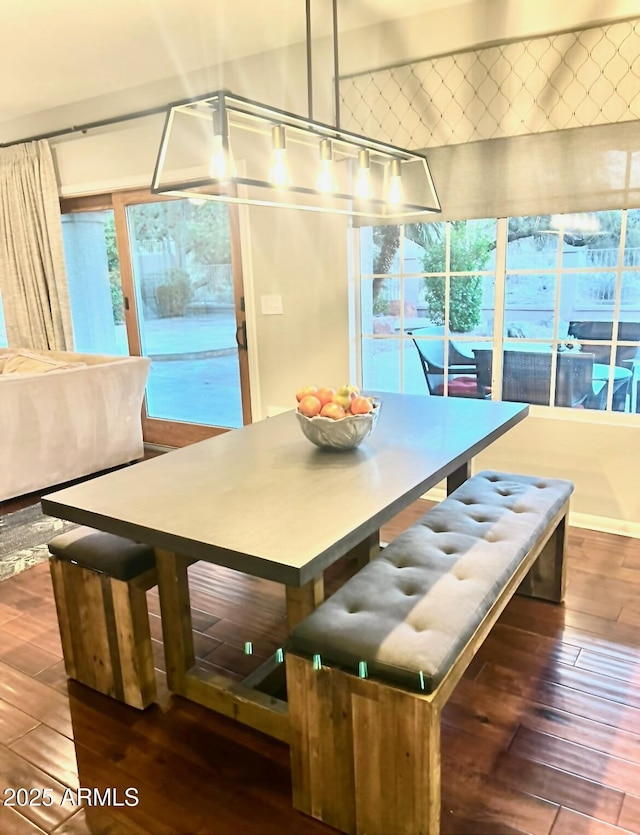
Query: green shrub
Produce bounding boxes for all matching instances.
[155,267,193,318]
[424,276,483,332]
[422,222,492,333]
[109,269,125,323]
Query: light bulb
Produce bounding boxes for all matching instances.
[387,159,403,205]
[355,149,372,200]
[209,105,234,182]
[209,134,233,181]
[317,139,335,193]
[269,125,290,188]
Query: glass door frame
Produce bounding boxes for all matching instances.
[61,188,252,447]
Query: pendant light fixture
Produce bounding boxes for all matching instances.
[151,1,441,220]
[317,138,336,193]
[268,125,290,187]
[208,98,234,181]
[386,158,404,205]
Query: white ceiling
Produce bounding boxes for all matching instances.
[0,0,462,128]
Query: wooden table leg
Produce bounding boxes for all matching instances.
[155,553,288,741]
[154,548,195,694]
[447,461,471,495]
[286,575,325,631]
[348,530,381,568]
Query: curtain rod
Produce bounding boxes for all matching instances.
[0,102,172,148]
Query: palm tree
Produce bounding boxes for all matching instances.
[371,222,444,307]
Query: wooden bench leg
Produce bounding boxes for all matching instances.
[518,502,568,603]
[49,560,157,709]
[287,653,441,835]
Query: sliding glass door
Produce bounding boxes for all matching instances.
[62,190,251,446]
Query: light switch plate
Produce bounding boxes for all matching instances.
[261,294,283,315]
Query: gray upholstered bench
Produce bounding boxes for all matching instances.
[48,526,157,709]
[286,470,573,835]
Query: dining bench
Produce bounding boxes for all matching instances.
[285,470,573,835]
[48,526,157,709]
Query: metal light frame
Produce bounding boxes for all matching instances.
[151,2,441,220]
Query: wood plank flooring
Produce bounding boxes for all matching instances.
[0,493,639,834]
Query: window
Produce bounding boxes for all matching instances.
[359,211,640,415]
[61,190,253,446]
[62,209,128,355]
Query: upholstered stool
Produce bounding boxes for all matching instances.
[48,526,157,709]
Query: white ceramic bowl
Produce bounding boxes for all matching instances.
[295,399,381,450]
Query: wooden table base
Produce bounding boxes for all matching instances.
[154,531,385,743]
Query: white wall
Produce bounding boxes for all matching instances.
[4,0,638,532]
[338,0,640,76]
[473,412,640,537]
[240,204,350,417]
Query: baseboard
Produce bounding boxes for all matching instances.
[421,486,639,539]
[569,512,640,540]
[421,486,447,504]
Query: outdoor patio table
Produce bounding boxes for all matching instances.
[42,392,528,741]
[591,362,632,407]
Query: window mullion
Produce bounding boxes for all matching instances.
[492,218,508,400]
[548,223,565,407]
[443,222,451,395]
[349,226,362,388]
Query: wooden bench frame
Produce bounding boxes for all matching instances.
[286,499,569,835]
[50,559,158,709]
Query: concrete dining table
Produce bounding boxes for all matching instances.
[42,392,529,741]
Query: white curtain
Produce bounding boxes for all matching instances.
[0,140,73,350]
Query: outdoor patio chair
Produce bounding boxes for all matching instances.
[567,321,640,366]
[567,321,639,410]
[409,333,486,398]
[473,349,603,408]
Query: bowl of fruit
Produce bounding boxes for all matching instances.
[295,385,381,450]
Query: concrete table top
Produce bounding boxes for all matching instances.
[42,392,528,586]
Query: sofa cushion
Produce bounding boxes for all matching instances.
[0,353,18,373]
[2,349,86,375]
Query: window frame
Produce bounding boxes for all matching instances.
[356,212,640,421]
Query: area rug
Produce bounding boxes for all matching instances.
[0,504,77,582]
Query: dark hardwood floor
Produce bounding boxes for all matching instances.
[1,487,639,834]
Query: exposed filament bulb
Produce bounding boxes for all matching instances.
[317,139,336,193]
[387,159,403,205]
[269,125,290,188]
[355,149,372,200]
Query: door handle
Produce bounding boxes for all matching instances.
[235,321,247,351]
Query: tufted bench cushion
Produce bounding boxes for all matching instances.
[48,526,155,581]
[289,470,573,693]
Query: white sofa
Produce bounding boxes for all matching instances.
[0,348,151,502]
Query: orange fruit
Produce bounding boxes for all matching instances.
[320,402,346,420]
[350,396,373,415]
[298,395,322,417]
[315,386,335,406]
[296,386,317,402]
